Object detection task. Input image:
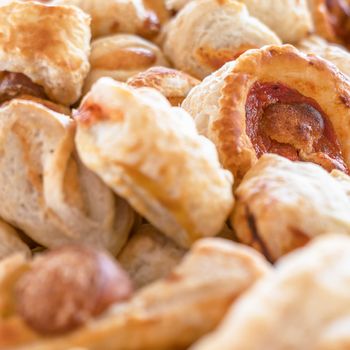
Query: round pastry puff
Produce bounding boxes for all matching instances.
[74,78,234,249]
[182,44,350,182]
[162,0,281,79]
[83,34,169,95]
[54,0,160,39]
[191,234,350,350]
[166,0,313,43]
[235,0,313,43]
[297,35,350,77]
[0,238,270,350]
[0,1,91,106]
[127,66,200,106]
[232,154,350,262]
[307,0,350,47]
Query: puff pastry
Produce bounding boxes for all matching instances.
[74,78,234,248]
[0,238,270,349]
[0,1,91,106]
[192,234,350,350]
[0,220,30,260]
[298,35,350,77]
[232,154,350,262]
[127,66,200,106]
[183,44,350,181]
[118,224,186,288]
[53,0,160,39]
[83,34,169,95]
[236,0,313,43]
[162,0,281,79]
[167,0,313,43]
[0,99,135,254]
[307,0,350,47]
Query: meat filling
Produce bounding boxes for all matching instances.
[245,82,348,173]
[0,71,47,104]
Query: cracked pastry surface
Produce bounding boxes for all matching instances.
[191,234,350,350]
[298,34,350,77]
[74,78,234,249]
[182,44,350,181]
[0,238,270,349]
[127,66,200,106]
[0,1,91,106]
[83,34,169,95]
[0,98,135,254]
[232,154,350,262]
[53,0,160,39]
[162,0,281,79]
[118,224,186,289]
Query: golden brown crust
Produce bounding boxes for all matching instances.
[231,154,350,261]
[182,44,350,182]
[162,0,281,79]
[75,78,234,249]
[0,2,91,106]
[171,0,313,43]
[127,66,200,105]
[83,34,169,94]
[54,0,160,39]
[297,34,350,77]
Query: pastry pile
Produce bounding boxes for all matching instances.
[1,0,350,349]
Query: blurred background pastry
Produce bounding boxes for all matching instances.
[0,238,270,349]
[192,234,350,350]
[162,0,281,79]
[298,34,350,76]
[83,34,169,94]
[307,0,350,48]
[53,0,160,39]
[167,0,313,43]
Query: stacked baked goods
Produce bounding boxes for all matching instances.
[1,0,350,349]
